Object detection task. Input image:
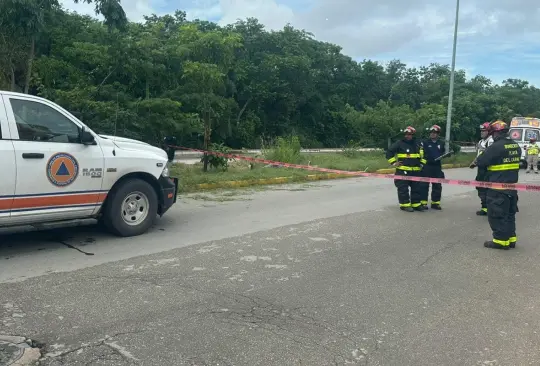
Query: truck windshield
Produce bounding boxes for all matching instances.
[525,128,540,141]
[509,128,523,141]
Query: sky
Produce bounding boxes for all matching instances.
[60,0,540,87]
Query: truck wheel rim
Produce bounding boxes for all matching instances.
[121,191,150,226]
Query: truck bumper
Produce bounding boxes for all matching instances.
[158,176,179,215]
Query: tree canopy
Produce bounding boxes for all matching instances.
[1,6,539,149]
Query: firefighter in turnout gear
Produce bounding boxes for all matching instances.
[470,122,494,215]
[526,137,539,173]
[386,126,427,212]
[476,120,521,250]
[419,124,445,210]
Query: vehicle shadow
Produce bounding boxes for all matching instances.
[0,224,105,259]
[0,216,176,260]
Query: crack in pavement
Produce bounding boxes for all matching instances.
[76,274,372,364]
[59,241,94,256]
[418,239,461,267]
[42,331,145,365]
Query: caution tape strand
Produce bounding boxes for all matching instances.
[168,145,540,192]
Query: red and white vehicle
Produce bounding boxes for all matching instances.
[508,116,540,168]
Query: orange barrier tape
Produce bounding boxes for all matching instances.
[170,146,540,192]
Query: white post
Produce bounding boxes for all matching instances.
[445,0,460,153]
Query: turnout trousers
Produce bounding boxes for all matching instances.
[486,189,518,247]
[527,155,539,172]
[394,170,422,208]
[420,165,444,205]
[476,167,488,212]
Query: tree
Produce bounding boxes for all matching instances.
[2,6,539,159]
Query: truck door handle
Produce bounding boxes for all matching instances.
[22,153,44,159]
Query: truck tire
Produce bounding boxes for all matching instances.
[103,179,158,237]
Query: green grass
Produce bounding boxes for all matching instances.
[171,151,475,193]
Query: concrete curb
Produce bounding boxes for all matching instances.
[192,164,470,191]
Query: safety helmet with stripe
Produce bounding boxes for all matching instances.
[429,124,441,133]
[489,120,509,133]
[403,126,416,134]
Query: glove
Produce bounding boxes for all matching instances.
[469,163,476,169]
[393,162,402,167]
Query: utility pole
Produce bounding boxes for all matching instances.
[445,0,460,153]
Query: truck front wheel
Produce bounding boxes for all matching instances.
[103,179,158,237]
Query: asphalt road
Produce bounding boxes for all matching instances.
[1,168,540,365]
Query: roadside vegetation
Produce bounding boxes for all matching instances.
[171,137,475,192]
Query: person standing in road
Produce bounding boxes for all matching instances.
[419,124,445,210]
[469,122,494,216]
[386,126,426,212]
[526,137,539,174]
[475,120,521,250]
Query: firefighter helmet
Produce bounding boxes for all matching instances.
[429,124,441,133]
[479,122,490,131]
[403,126,416,134]
[489,120,509,133]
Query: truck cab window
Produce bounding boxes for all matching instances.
[10,99,80,143]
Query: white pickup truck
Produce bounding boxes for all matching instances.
[0,90,178,237]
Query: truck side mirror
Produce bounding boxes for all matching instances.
[80,127,96,145]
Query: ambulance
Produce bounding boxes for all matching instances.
[0,91,178,237]
[509,116,540,169]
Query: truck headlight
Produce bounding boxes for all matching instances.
[161,165,170,177]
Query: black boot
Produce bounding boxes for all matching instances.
[476,209,487,216]
[484,241,510,250]
[431,203,442,210]
[413,205,425,212]
[400,206,414,212]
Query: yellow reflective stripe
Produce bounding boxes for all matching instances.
[420,200,428,205]
[509,236,517,243]
[400,203,411,207]
[482,208,487,212]
[388,157,397,164]
[493,238,510,246]
[487,163,520,171]
[432,201,440,204]
[396,153,421,158]
[420,159,427,164]
[396,166,422,171]
[411,203,422,207]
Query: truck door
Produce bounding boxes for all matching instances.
[1,94,106,225]
[0,96,16,224]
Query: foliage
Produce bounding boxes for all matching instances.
[341,141,364,158]
[2,6,540,160]
[201,142,233,171]
[262,135,302,164]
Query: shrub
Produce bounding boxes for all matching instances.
[261,135,302,163]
